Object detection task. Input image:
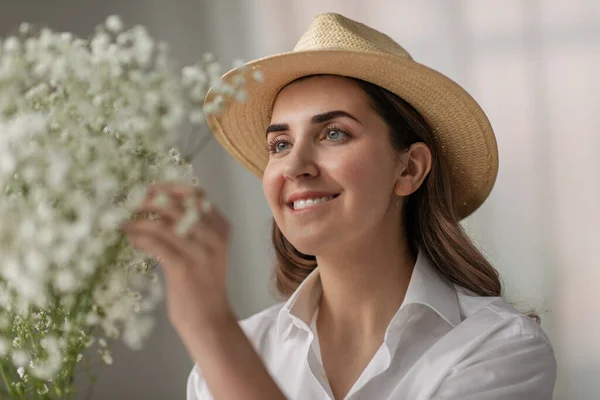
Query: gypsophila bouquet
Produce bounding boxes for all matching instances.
[0,15,261,399]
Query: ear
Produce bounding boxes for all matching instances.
[393,142,432,197]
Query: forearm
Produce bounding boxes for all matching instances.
[185,313,287,400]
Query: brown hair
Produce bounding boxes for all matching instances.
[269,75,538,322]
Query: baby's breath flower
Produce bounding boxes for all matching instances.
[232,58,245,68]
[12,350,29,367]
[203,53,215,63]
[19,23,31,35]
[105,15,123,33]
[235,90,248,102]
[252,70,264,82]
[101,350,113,365]
[0,13,258,394]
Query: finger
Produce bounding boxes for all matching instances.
[140,184,202,220]
[141,183,230,245]
[145,188,227,243]
[193,198,230,242]
[132,199,215,247]
[135,196,185,224]
[125,227,217,286]
[126,230,186,269]
[123,218,216,257]
[148,182,204,200]
[191,220,227,254]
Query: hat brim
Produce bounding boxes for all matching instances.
[206,49,498,219]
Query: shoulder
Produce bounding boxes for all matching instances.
[456,289,553,348]
[238,301,285,333]
[238,302,285,351]
[424,291,557,398]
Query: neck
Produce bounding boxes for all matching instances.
[314,226,415,342]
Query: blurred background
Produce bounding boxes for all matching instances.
[1,0,598,399]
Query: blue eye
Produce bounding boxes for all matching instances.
[275,141,289,152]
[267,138,291,154]
[326,129,347,141]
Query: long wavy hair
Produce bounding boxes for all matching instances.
[268,75,538,322]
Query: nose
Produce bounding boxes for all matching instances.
[282,142,319,181]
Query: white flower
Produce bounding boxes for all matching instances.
[102,350,113,365]
[123,316,154,350]
[235,90,248,102]
[54,270,77,293]
[17,366,25,378]
[253,70,264,82]
[0,14,258,389]
[45,154,70,187]
[30,336,62,380]
[105,15,123,33]
[0,153,16,175]
[12,350,29,367]
[19,23,31,35]
[4,37,20,53]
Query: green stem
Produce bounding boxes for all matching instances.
[70,236,126,316]
[0,364,16,398]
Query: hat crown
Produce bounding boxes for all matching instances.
[293,13,413,60]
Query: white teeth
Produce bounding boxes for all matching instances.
[293,195,334,210]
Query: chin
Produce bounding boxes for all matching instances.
[286,234,335,258]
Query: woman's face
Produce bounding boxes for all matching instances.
[262,75,403,256]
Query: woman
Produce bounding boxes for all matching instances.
[121,13,556,400]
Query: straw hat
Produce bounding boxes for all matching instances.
[206,12,498,219]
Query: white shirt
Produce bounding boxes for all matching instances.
[187,253,556,399]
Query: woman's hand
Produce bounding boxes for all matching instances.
[120,182,234,343]
[121,182,288,400]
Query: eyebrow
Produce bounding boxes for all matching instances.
[265,110,361,137]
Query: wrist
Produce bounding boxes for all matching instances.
[178,302,237,348]
[183,309,241,367]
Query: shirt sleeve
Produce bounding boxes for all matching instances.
[186,364,210,400]
[430,332,557,399]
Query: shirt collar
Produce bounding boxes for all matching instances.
[276,267,323,340]
[276,251,461,341]
[400,251,461,327]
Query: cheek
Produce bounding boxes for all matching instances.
[329,145,398,212]
[330,146,392,189]
[262,165,284,212]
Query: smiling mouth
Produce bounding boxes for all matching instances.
[288,194,341,211]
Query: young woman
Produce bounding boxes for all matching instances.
[121,13,556,400]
